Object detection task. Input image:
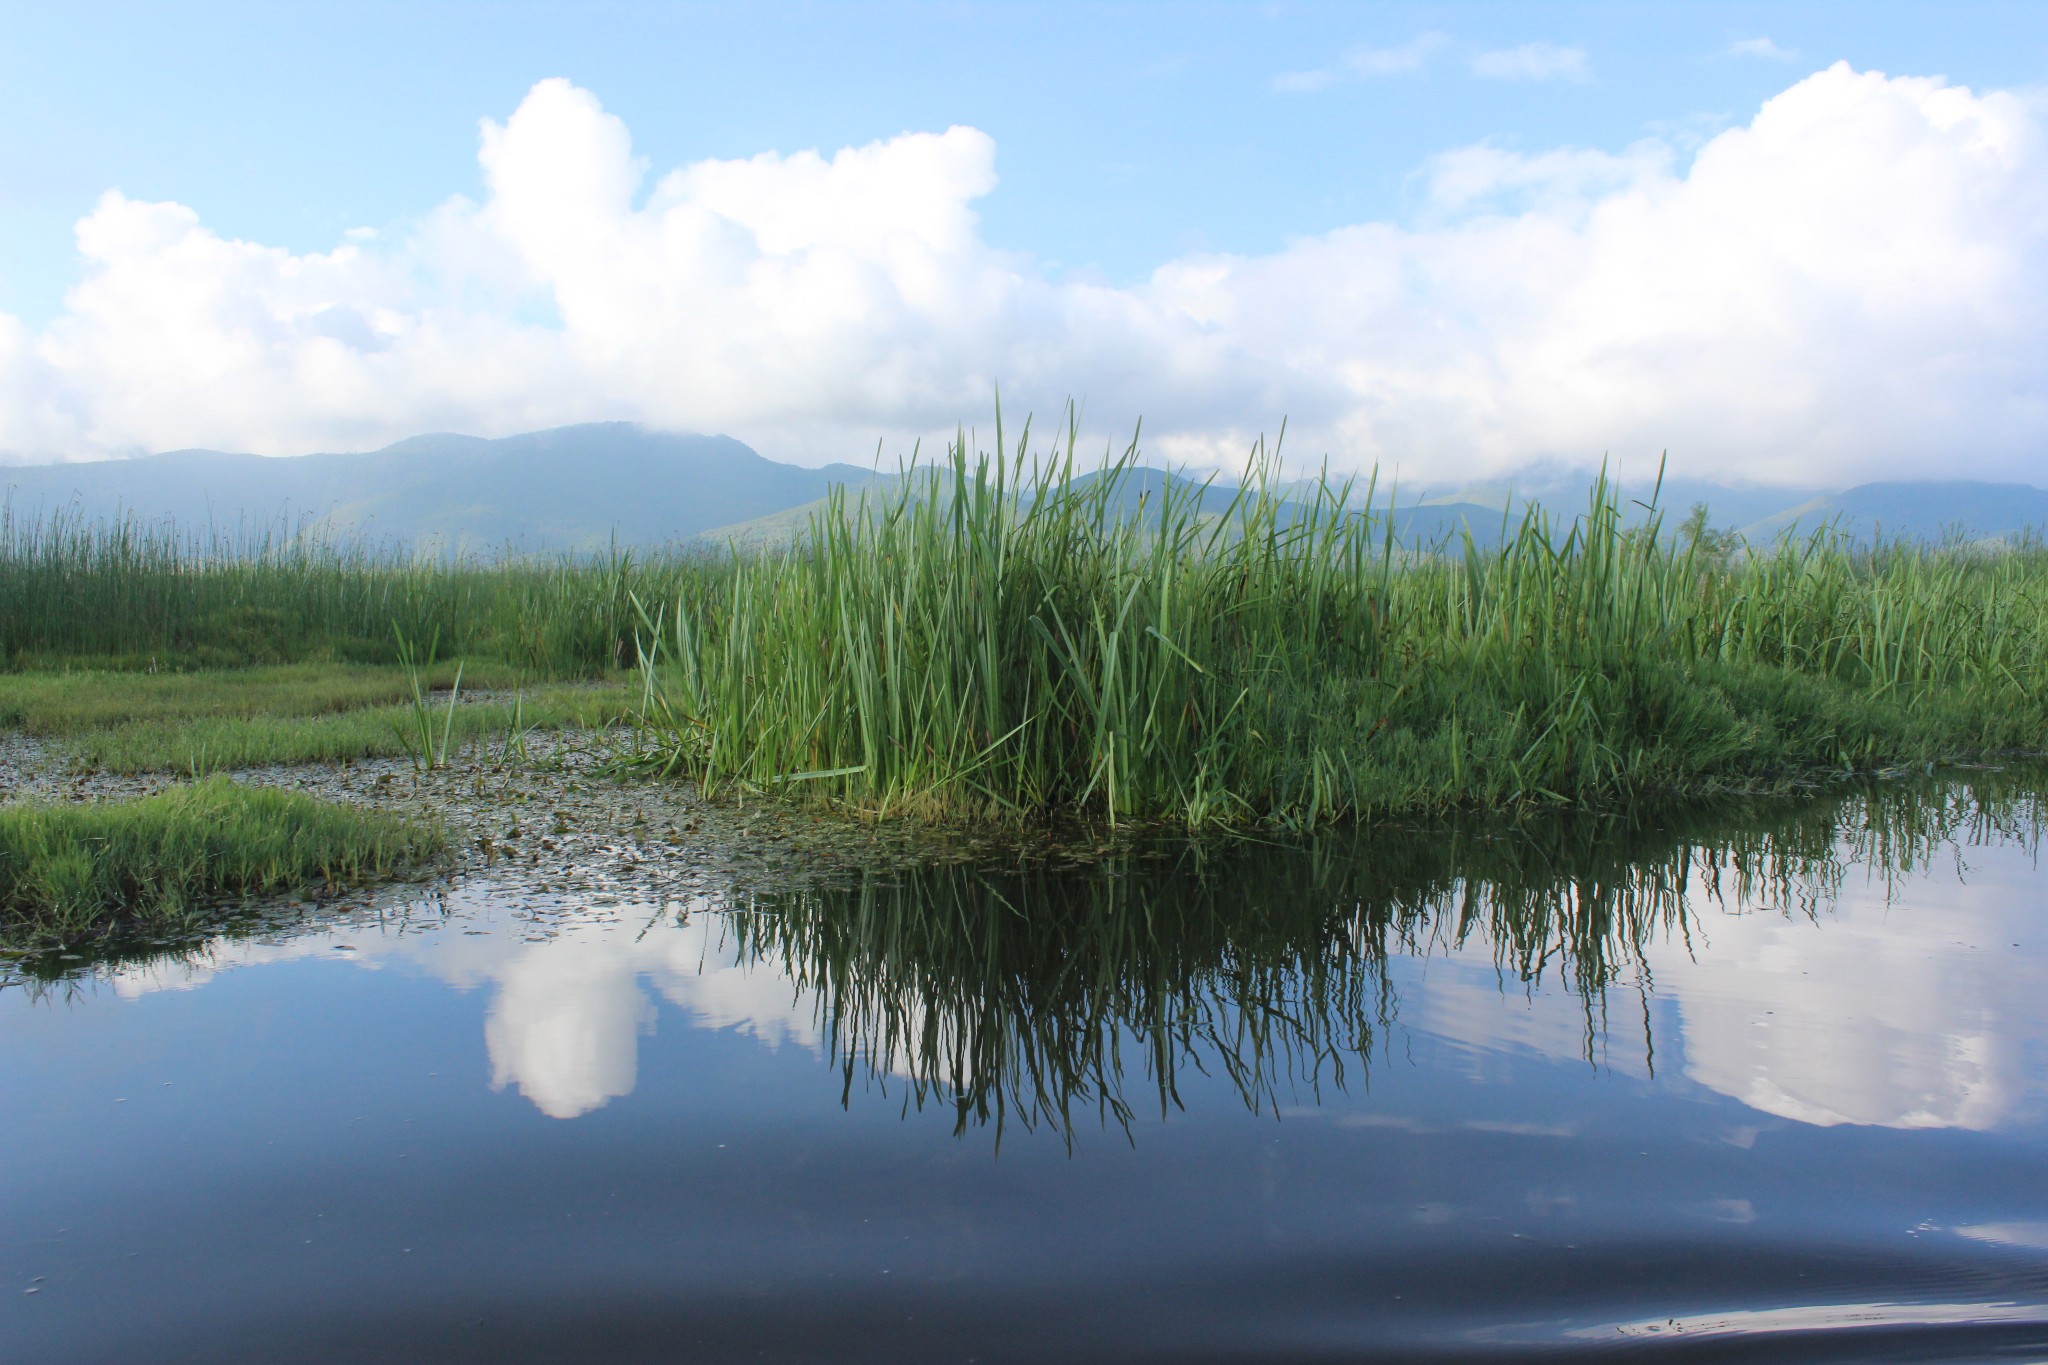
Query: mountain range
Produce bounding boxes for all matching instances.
[0,425,880,552]
[3,423,2044,552]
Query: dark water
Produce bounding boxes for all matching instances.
[5,775,2048,1362]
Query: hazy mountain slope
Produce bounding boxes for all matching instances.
[0,424,880,551]
[1739,480,2048,544]
[6,424,2043,552]
[1416,475,1826,532]
[694,467,1516,549]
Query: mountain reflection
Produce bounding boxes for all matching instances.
[52,769,2048,1134]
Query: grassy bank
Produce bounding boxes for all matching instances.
[0,665,631,772]
[0,502,726,676]
[629,422,2048,828]
[0,661,491,730]
[13,421,2048,829]
[0,778,441,943]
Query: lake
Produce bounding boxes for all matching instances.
[4,771,2046,1362]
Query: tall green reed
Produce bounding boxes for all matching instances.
[390,626,463,772]
[630,413,2048,828]
[0,500,724,677]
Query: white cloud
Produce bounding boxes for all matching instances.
[1727,37,1801,63]
[1409,821,2047,1132]
[1643,860,2037,1130]
[1273,68,1338,94]
[108,889,829,1121]
[4,64,2048,487]
[1274,33,1445,92]
[1417,139,1674,219]
[1347,32,1449,76]
[1470,41,1591,83]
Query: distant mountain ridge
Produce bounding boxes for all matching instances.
[3,424,2043,552]
[1738,480,2048,545]
[0,424,882,552]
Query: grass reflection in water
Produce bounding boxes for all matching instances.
[723,769,2045,1141]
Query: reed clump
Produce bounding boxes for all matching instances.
[630,419,2048,828]
[0,777,442,941]
[0,503,721,677]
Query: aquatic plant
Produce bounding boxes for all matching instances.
[391,626,464,772]
[0,502,721,677]
[0,665,626,773]
[10,414,2047,827]
[629,414,2048,827]
[0,777,442,942]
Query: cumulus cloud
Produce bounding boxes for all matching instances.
[1470,41,1591,83]
[3,64,2048,487]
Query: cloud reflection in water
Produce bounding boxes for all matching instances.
[94,773,2048,1132]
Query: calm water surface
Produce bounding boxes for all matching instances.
[4,774,2047,1362]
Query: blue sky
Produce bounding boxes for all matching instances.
[4,1,2047,484]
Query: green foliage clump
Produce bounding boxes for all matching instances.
[11,417,2047,830]
[0,778,441,940]
[628,418,2048,828]
[0,505,723,677]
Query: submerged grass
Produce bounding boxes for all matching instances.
[0,777,441,942]
[628,415,2048,828]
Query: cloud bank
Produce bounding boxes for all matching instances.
[5,64,2046,486]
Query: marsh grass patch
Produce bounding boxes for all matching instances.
[66,687,628,774]
[0,662,500,732]
[0,777,443,944]
[0,665,630,773]
[625,418,2048,828]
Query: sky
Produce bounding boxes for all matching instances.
[3,0,2047,488]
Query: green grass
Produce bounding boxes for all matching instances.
[0,502,726,676]
[65,687,627,773]
[626,415,2048,828]
[0,664,631,772]
[0,661,497,732]
[0,777,442,942]
[14,412,2048,829]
